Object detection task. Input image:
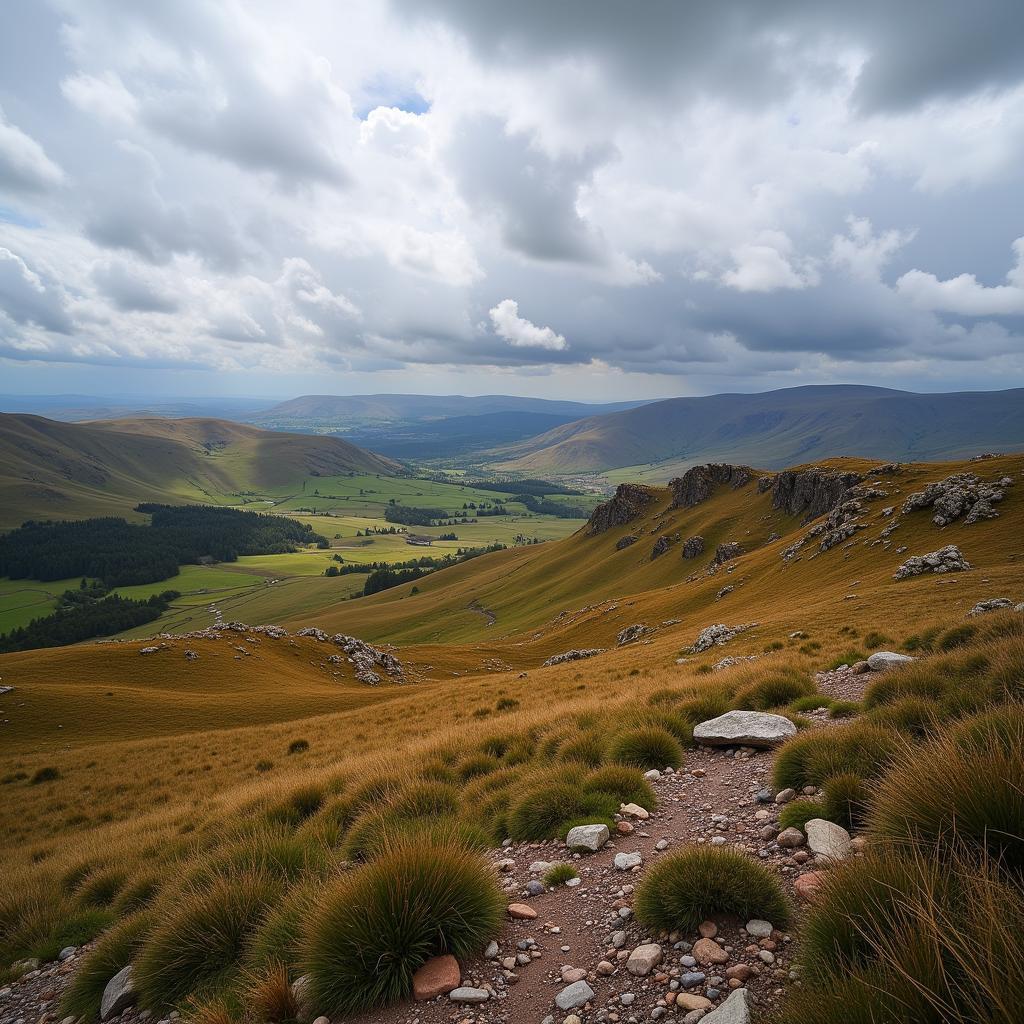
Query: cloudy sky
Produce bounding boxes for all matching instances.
[1,0,1023,401]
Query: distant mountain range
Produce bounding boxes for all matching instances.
[490,385,1024,475]
[0,414,397,528]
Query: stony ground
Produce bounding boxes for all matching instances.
[1,668,872,1024]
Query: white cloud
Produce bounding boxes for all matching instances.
[61,71,139,127]
[0,105,65,194]
[489,299,567,350]
[896,238,1024,315]
[723,240,819,293]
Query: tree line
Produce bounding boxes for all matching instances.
[0,505,327,587]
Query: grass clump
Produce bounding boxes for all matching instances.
[134,871,283,1008]
[242,962,297,1024]
[30,766,61,785]
[583,764,656,809]
[790,695,833,713]
[867,707,1024,872]
[557,730,606,766]
[609,726,684,770]
[303,837,503,1015]
[772,723,903,791]
[507,779,617,842]
[634,845,791,932]
[821,772,870,831]
[828,700,860,719]
[778,799,821,832]
[866,697,939,739]
[542,863,579,887]
[287,739,309,755]
[733,672,815,711]
[60,911,154,1021]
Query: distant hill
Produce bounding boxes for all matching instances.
[253,393,647,426]
[0,414,398,529]
[490,385,1024,475]
[0,394,276,422]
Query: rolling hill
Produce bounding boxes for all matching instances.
[0,414,398,528]
[490,385,1024,476]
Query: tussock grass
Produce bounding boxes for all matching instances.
[634,845,791,932]
[303,836,503,1015]
[609,726,685,769]
[543,863,579,886]
[733,670,815,711]
[772,722,903,790]
[821,772,870,831]
[778,798,821,832]
[866,696,939,738]
[583,764,656,809]
[242,962,297,1024]
[134,871,283,1008]
[828,699,860,719]
[60,910,154,1021]
[867,706,1024,871]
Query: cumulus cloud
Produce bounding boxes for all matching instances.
[723,240,819,293]
[489,299,567,350]
[0,105,64,194]
[896,238,1024,315]
[0,248,72,333]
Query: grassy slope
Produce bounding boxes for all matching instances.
[0,414,398,528]
[491,385,1024,474]
[1,453,1020,861]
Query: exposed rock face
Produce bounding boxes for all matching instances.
[617,623,654,645]
[810,499,865,552]
[651,535,674,559]
[770,468,863,523]
[968,598,1015,616]
[543,648,605,666]
[692,710,796,748]
[669,463,753,508]
[689,622,758,652]
[902,472,1009,526]
[893,545,971,580]
[326,634,403,684]
[616,534,638,550]
[682,535,705,559]
[587,483,656,535]
[713,541,744,564]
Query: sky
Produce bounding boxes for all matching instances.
[1,0,1023,402]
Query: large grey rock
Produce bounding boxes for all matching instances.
[805,818,851,861]
[565,823,610,852]
[101,966,139,1021]
[866,651,915,671]
[893,544,971,580]
[291,974,316,1024]
[626,943,663,976]
[555,980,595,1010]
[702,987,753,1024]
[693,710,796,749]
[614,851,642,870]
[968,598,1014,616]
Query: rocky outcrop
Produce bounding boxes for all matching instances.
[689,622,757,652]
[332,634,402,685]
[902,472,1008,526]
[808,499,865,552]
[587,483,656,535]
[617,624,654,645]
[893,545,971,580]
[543,648,605,666]
[669,464,753,508]
[968,598,1015,616]
[682,535,705,559]
[692,710,796,748]
[651,534,675,559]
[713,541,743,564]
[616,534,638,550]
[769,468,863,523]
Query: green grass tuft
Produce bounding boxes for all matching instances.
[778,799,821,832]
[634,845,791,932]
[608,726,684,769]
[542,863,579,886]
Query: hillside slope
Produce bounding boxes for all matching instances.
[0,414,398,528]
[491,385,1024,475]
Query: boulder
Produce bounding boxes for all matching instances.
[619,802,649,819]
[969,598,1015,616]
[669,464,752,508]
[651,535,674,560]
[692,938,729,965]
[566,823,610,852]
[682,535,705,559]
[617,623,653,645]
[626,943,663,976]
[702,987,753,1024]
[555,980,595,1010]
[588,484,656,535]
[713,541,744,564]
[776,827,805,848]
[614,851,642,870]
[616,534,639,550]
[794,870,827,901]
[412,955,461,1000]
[866,651,915,671]
[101,966,139,1022]
[693,710,796,748]
[893,544,971,580]
[543,648,605,667]
[805,818,851,861]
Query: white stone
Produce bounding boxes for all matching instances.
[702,987,753,1024]
[101,966,139,1021]
[693,710,796,748]
[620,802,650,819]
[555,981,595,1010]
[614,851,643,870]
[449,987,489,1004]
[805,818,852,861]
[745,919,773,938]
[565,823,610,852]
[866,651,915,671]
